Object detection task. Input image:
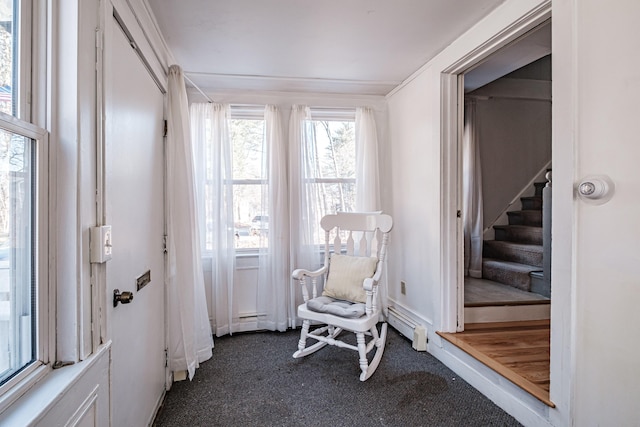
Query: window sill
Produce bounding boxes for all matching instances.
[0,363,49,415]
[0,342,111,425]
[200,250,261,260]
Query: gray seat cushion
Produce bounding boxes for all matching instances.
[306,296,366,318]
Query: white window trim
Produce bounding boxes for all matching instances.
[0,0,53,412]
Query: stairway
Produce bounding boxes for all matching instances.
[482,182,545,292]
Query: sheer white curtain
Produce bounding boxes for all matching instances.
[354,106,387,314]
[165,65,213,380]
[355,107,381,212]
[257,105,289,331]
[288,105,323,325]
[191,102,237,335]
[463,99,483,278]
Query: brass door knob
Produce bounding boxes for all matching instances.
[113,289,134,307]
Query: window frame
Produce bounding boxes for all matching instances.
[0,0,51,411]
[306,109,357,247]
[228,106,267,255]
[202,106,358,255]
[308,108,357,195]
[0,112,50,412]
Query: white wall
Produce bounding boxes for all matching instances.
[386,67,440,323]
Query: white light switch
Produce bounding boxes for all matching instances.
[90,225,113,263]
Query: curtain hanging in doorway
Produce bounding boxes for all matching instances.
[166,65,213,381]
[463,99,483,278]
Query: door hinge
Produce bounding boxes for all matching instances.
[163,120,168,137]
[163,234,168,254]
[95,28,103,49]
[456,210,461,218]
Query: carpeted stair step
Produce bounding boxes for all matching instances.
[484,240,543,267]
[493,224,543,245]
[482,258,540,292]
[507,210,542,226]
[520,196,542,210]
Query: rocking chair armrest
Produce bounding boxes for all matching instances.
[363,266,383,291]
[292,265,327,280]
[363,277,377,292]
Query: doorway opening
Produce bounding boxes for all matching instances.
[462,25,552,323]
[438,13,554,407]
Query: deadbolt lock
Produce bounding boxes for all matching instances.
[113,289,134,307]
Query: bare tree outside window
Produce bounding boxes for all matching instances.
[205,113,356,252]
[231,118,266,250]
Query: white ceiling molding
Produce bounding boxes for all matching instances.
[184,72,401,96]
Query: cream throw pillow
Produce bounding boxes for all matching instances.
[322,254,378,303]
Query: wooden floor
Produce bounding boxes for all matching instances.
[437,320,554,407]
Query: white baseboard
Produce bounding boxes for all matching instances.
[387,302,431,351]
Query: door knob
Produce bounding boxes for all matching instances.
[577,175,614,205]
[113,289,134,307]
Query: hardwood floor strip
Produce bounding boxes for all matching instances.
[462,319,550,332]
[437,321,554,407]
[492,353,549,364]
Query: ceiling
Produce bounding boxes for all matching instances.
[146,0,509,96]
[464,20,551,92]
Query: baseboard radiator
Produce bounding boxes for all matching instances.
[387,306,427,351]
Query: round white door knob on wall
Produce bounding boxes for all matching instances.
[577,175,615,205]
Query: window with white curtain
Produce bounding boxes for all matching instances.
[192,103,378,334]
[306,109,356,244]
[226,107,356,250]
[308,114,356,208]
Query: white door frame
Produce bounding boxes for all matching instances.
[439,3,552,333]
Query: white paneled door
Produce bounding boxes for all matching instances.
[104,12,166,427]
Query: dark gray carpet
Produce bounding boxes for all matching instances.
[153,327,521,426]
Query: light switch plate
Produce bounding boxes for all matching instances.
[90,225,113,263]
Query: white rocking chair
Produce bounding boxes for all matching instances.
[292,212,393,381]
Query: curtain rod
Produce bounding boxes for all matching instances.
[183,73,214,103]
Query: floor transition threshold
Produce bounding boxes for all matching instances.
[437,320,554,407]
